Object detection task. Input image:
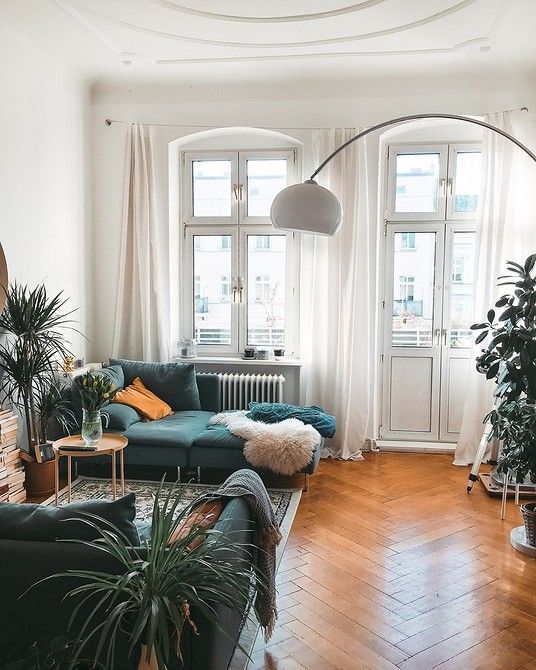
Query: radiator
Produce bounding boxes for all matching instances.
[213,373,285,411]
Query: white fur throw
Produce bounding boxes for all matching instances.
[210,411,319,476]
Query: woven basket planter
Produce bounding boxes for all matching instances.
[521,502,536,547]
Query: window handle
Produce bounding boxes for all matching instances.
[439,178,446,196]
[232,184,239,201]
[442,329,448,346]
[433,328,441,346]
[447,177,453,195]
[239,286,244,303]
[232,286,238,303]
[238,184,244,201]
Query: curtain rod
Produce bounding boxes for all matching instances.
[104,107,528,131]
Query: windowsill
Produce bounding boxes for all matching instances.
[189,356,302,367]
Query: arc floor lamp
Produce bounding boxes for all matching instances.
[270,111,536,495]
[270,112,536,236]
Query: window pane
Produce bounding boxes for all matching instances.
[454,152,481,213]
[395,153,440,213]
[193,235,232,345]
[247,159,287,217]
[449,232,476,348]
[392,232,436,347]
[247,235,286,346]
[192,160,232,217]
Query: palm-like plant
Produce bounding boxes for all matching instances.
[0,283,76,461]
[471,253,536,482]
[47,483,259,670]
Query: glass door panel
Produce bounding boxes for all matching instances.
[246,234,286,346]
[193,235,232,346]
[394,153,441,213]
[391,231,437,348]
[448,231,477,348]
[246,159,288,217]
[448,146,482,219]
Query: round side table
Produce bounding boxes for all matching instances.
[52,434,128,506]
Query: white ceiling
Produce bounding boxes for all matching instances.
[20,0,536,93]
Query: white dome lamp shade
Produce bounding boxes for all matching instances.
[270,180,342,236]
[269,113,536,237]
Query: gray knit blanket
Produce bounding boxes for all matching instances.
[192,469,281,640]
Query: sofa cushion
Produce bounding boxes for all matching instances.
[193,426,245,450]
[124,410,214,449]
[103,403,142,431]
[0,494,139,545]
[110,359,201,411]
[114,377,173,421]
[71,365,125,422]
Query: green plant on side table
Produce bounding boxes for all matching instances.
[471,253,536,484]
[73,372,117,446]
[0,283,76,495]
[43,482,261,670]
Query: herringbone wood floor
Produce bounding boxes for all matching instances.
[250,453,536,670]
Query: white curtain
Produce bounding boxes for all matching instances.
[455,111,536,465]
[112,123,169,362]
[300,128,378,460]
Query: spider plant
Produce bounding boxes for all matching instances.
[0,283,76,461]
[45,482,260,670]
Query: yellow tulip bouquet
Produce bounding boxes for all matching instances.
[74,371,117,413]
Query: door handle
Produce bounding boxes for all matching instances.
[440,178,446,196]
[232,184,239,201]
[442,329,448,346]
[447,178,453,195]
[232,287,238,303]
[238,184,244,201]
[433,328,440,346]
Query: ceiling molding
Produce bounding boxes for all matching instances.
[146,0,389,23]
[64,0,480,49]
[155,38,490,65]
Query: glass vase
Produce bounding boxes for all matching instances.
[81,409,102,446]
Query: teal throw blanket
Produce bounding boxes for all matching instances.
[247,402,336,438]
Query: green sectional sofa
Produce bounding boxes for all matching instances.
[57,359,322,484]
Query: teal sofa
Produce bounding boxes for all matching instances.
[59,359,322,485]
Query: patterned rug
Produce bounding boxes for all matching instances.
[44,476,299,529]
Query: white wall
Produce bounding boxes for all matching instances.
[0,5,89,355]
[88,75,536,362]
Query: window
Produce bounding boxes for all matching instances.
[256,235,271,250]
[181,149,298,354]
[452,256,464,283]
[221,276,231,302]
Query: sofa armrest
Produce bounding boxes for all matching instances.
[196,373,221,413]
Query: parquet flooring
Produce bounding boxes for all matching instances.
[250,453,536,670]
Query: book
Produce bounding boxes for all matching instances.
[7,471,25,487]
[8,490,26,503]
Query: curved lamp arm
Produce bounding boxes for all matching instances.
[270,112,535,236]
[310,113,536,181]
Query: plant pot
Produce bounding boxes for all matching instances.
[521,502,536,547]
[24,456,55,497]
[138,645,159,670]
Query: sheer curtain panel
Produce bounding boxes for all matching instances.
[300,128,378,460]
[112,123,169,362]
[455,111,536,465]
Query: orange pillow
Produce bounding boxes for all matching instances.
[114,377,172,421]
[168,500,224,549]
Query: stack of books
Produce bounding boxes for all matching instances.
[0,409,25,503]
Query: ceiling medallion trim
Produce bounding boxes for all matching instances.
[147,0,389,23]
[70,0,481,49]
[155,38,489,65]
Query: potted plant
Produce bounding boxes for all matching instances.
[0,283,76,495]
[45,483,261,670]
[471,253,536,492]
[1,637,104,669]
[73,372,117,446]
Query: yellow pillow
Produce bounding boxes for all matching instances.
[114,377,172,421]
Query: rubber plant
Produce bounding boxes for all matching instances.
[471,253,536,482]
[0,283,75,462]
[42,482,261,670]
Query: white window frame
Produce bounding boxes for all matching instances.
[180,149,299,356]
[386,144,449,221]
